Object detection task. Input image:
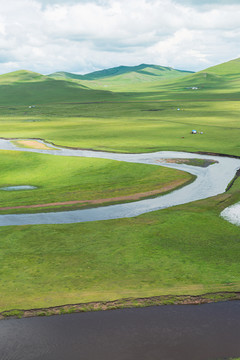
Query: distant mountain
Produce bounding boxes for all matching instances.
[48,64,194,82]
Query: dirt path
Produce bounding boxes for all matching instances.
[0,179,187,211]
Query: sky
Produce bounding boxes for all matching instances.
[0,0,239,75]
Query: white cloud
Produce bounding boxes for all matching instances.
[0,0,239,74]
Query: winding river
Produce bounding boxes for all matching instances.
[0,138,240,226]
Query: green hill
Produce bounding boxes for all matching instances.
[159,57,240,95]
[0,58,239,106]
[49,64,193,81]
[47,71,86,81]
[199,57,240,76]
[0,70,46,84]
[0,70,117,105]
[48,64,194,90]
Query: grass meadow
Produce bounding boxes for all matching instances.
[0,177,239,311]
[0,150,192,210]
[0,88,240,155]
[0,59,239,311]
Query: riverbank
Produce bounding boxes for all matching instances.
[1,292,239,320]
[0,148,193,214]
[0,177,193,213]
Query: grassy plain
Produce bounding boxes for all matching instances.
[0,150,192,210]
[0,177,240,311]
[0,59,239,312]
[0,73,240,155]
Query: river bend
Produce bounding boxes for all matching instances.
[0,139,239,226]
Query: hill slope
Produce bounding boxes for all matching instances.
[49,64,194,83]
[0,70,46,84]
[0,58,239,105]
[199,57,240,76]
[0,70,117,105]
[163,57,240,93]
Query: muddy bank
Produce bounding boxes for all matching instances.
[226,168,240,191]
[1,292,239,321]
[196,150,240,160]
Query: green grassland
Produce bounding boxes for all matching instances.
[0,58,239,312]
[0,99,239,155]
[0,150,192,210]
[0,177,239,311]
[0,60,240,155]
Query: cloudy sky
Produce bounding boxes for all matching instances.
[0,0,239,74]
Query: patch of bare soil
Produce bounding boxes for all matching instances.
[155,158,217,167]
[14,140,54,150]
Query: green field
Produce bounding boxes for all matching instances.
[0,61,240,155]
[0,58,239,312]
[1,178,239,310]
[0,150,192,212]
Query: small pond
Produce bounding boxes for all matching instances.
[0,185,37,191]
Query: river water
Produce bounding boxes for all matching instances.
[0,139,240,226]
[0,301,240,360]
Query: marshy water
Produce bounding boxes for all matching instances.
[0,301,240,360]
[0,138,239,226]
[0,185,37,191]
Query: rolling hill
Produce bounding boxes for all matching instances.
[0,70,117,105]
[0,70,46,84]
[0,58,239,105]
[161,57,240,94]
[48,64,194,90]
[199,57,240,76]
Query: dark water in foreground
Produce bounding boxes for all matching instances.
[0,301,239,360]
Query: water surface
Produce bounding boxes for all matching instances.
[0,185,36,191]
[0,301,239,360]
